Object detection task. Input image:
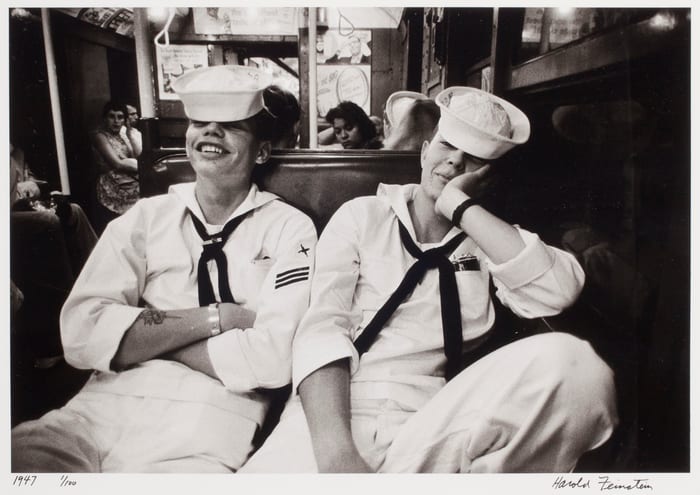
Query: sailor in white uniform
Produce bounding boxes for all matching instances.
[12,65,317,473]
[242,87,617,473]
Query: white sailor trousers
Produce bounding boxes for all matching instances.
[241,332,618,473]
[12,392,258,473]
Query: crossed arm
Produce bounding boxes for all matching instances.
[92,132,138,173]
[110,303,255,378]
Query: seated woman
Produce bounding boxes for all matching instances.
[90,101,140,233]
[319,101,382,150]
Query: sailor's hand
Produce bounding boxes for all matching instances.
[448,164,492,198]
[435,165,492,219]
[218,302,256,331]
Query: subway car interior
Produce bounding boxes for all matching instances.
[7,7,691,474]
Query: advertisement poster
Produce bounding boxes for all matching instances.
[192,7,298,36]
[155,44,209,101]
[316,30,372,117]
[315,30,372,65]
[57,7,134,36]
[521,7,598,47]
[317,65,371,117]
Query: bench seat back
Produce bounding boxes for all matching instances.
[140,149,422,231]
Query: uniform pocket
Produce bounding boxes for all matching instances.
[250,257,275,268]
[455,269,491,324]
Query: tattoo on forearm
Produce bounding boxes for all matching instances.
[138,309,182,325]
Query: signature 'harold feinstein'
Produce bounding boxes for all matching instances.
[553,475,653,491]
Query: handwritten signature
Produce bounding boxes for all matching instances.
[553,475,653,491]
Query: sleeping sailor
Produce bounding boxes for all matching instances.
[11,65,317,473]
[241,87,618,473]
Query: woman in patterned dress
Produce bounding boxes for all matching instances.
[90,101,140,233]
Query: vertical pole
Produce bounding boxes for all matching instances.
[133,8,159,155]
[489,8,500,94]
[490,8,523,96]
[133,8,157,119]
[40,8,70,195]
[308,8,318,148]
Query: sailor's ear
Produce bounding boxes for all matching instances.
[255,141,272,165]
[420,140,430,168]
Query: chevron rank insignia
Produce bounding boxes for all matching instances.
[274,266,310,289]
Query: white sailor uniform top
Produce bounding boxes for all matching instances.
[292,183,585,410]
[61,182,317,425]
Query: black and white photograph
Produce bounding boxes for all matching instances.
[4,4,696,494]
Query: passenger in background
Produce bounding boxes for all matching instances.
[90,101,140,233]
[12,65,317,473]
[242,87,616,473]
[320,101,382,150]
[11,143,97,275]
[382,90,427,139]
[382,91,440,151]
[120,103,143,158]
[10,142,98,367]
[263,85,301,149]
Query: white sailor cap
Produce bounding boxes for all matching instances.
[385,90,428,128]
[436,86,530,160]
[172,65,273,122]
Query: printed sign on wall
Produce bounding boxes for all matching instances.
[193,7,298,36]
[316,30,372,117]
[155,44,209,101]
[317,65,371,117]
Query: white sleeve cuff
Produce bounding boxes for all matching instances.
[435,187,469,221]
[207,329,265,392]
[62,304,143,372]
[292,334,359,393]
[485,229,556,289]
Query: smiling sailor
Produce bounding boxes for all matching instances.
[242,87,617,473]
[12,65,317,473]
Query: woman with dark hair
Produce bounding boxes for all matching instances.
[325,101,381,149]
[90,100,140,233]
